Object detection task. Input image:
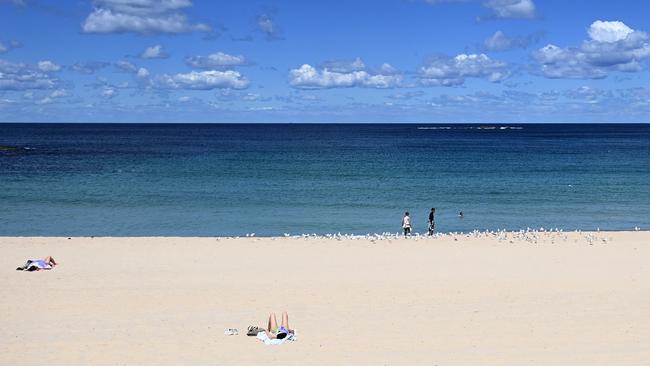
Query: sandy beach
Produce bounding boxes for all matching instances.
[1,231,649,365]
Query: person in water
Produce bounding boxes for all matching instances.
[458,211,464,218]
[428,208,436,235]
[402,212,412,236]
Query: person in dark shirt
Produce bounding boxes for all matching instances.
[428,208,436,236]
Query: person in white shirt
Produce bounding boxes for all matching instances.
[402,211,412,236]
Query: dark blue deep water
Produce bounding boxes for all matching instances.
[1,123,649,236]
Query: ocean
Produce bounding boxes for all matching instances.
[1,123,649,236]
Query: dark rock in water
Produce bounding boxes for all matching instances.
[0,145,19,151]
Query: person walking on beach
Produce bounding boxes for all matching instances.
[402,212,412,236]
[428,208,436,236]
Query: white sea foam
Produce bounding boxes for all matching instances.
[417,126,523,130]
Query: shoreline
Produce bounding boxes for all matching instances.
[0,228,646,241]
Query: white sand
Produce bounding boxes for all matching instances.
[1,231,649,365]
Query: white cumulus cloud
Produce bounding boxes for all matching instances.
[484,0,536,19]
[564,86,610,102]
[0,59,60,90]
[113,60,151,83]
[115,60,138,73]
[37,60,61,72]
[156,70,249,90]
[141,44,167,59]
[321,57,367,73]
[71,61,109,74]
[419,53,510,86]
[483,31,538,52]
[185,52,249,69]
[588,20,633,43]
[289,59,402,89]
[35,97,54,105]
[136,67,150,78]
[533,20,650,79]
[50,89,68,98]
[82,0,210,34]
[218,89,269,102]
[424,0,536,19]
[102,87,117,98]
[256,14,282,40]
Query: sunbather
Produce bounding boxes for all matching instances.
[16,256,57,271]
[264,311,294,339]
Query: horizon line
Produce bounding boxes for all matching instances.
[2,121,650,125]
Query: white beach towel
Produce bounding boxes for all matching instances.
[255,330,297,345]
[16,259,51,271]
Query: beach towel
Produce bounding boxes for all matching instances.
[16,260,52,271]
[255,330,297,345]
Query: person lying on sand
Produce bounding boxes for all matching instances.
[16,256,57,271]
[248,311,295,339]
[264,311,294,339]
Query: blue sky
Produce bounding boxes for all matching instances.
[1,0,650,122]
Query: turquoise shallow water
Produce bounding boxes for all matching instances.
[1,123,649,236]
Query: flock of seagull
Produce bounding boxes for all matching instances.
[230,227,644,245]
